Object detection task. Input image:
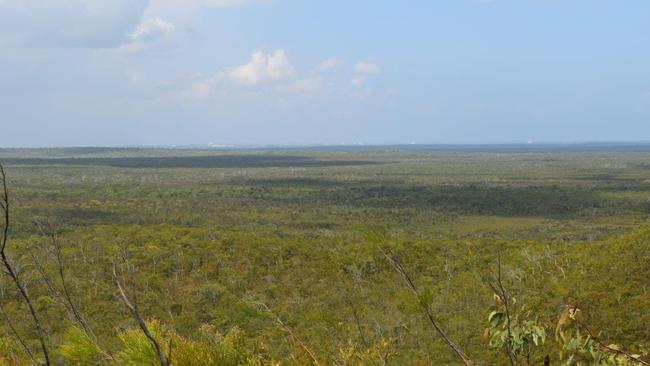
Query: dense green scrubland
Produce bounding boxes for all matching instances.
[0,148,648,365]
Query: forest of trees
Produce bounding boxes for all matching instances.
[0,148,648,365]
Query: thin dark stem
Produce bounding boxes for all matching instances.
[0,164,51,366]
[497,251,517,366]
[30,251,69,311]
[258,302,322,366]
[0,304,37,364]
[1,166,8,255]
[29,248,115,361]
[51,232,94,340]
[381,246,473,366]
[113,262,169,366]
[167,338,173,366]
[344,295,368,348]
[31,223,96,342]
[571,306,649,365]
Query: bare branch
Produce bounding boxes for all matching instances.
[381,246,474,365]
[343,293,368,348]
[113,259,169,366]
[33,221,95,340]
[30,251,69,311]
[0,163,51,365]
[0,303,37,364]
[1,164,8,254]
[258,301,322,366]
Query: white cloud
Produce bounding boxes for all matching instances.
[317,58,343,71]
[0,0,260,49]
[131,17,175,43]
[229,49,295,85]
[0,0,149,48]
[354,61,380,74]
[352,60,380,87]
[181,50,380,101]
[201,0,260,7]
[181,49,296,99]
[150,0,259,10]
[144,0,262,21]
[113,16,176,54]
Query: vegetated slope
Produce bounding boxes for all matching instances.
[0,149,649,364]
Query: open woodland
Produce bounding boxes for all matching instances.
[0,146,648,365]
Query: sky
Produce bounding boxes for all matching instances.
[1,0,650,147]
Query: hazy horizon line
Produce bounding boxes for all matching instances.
[3,141,650,150]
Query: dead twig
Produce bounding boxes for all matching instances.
[343,293,368,348]
[33,222,95,340]
[381,246,473,365]
[0,163,51,365]
[0,304,37,364]
[113,250,169,366]
[258,302,322,366]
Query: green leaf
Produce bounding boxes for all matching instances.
[488,311,506,327]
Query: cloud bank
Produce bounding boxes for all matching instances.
[0,0,149,48]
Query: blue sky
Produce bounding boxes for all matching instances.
[1,0,650,147]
